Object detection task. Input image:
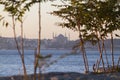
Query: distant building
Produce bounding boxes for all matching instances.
[1,34,120,50]
[52,34,68,44]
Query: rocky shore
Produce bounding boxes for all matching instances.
[0,72,120,80]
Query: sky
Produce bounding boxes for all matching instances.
[0,1,79,40]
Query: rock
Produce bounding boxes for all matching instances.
[0,72,120,80]
[50,77,58,80]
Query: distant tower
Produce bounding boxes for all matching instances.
[24,34,26,39]
[55,33,57,38]
[68,33,70,41]
[65,32,66,37]
[0,31,2,38]
[52,32,55,39]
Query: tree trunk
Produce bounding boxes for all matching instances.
[21,21,28,80]
[78,27,89,73]
[34,2,41,80]
[12,16,28,80]
[117,56,120,67]
[38,2,41,80]
[95,31,105,72]
[101,38,109,68]
[111,33,114,69]
[97,41,105,72]
[34,49,38,80]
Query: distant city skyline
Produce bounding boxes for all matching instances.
[0,1,79,40]
[0,34,120,50]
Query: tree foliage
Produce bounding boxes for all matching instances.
[0,1,36,80]
[51,0,91,72]
[51,0,120,72]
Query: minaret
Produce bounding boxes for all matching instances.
[68,33,70,41]
[52,32,54,39]
[65,32,66,37]
[24,34,26,39]
[55,33,57,38]
[0,32,1,38]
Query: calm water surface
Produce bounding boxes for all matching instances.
[0,50,119,76]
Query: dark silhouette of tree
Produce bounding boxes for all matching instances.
[51,0,90,73]
[0,0,34,80]
[51,0,120,73]
[96,0,120,70]
[83,0,120,72]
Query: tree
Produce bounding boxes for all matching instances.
[51,0,89,73]
[103,0,120,69]
[83,0,120,71]
[96,0,120,70]
[0,0,53,80]
[27,0,53,80]
[51,0,120,73]
[0,0,34,80]
[82,0,106,72]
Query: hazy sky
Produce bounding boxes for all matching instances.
[0,1,79,40]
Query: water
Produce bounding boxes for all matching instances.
[0,50,119,76]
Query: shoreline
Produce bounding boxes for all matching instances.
[0,72,120,80]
